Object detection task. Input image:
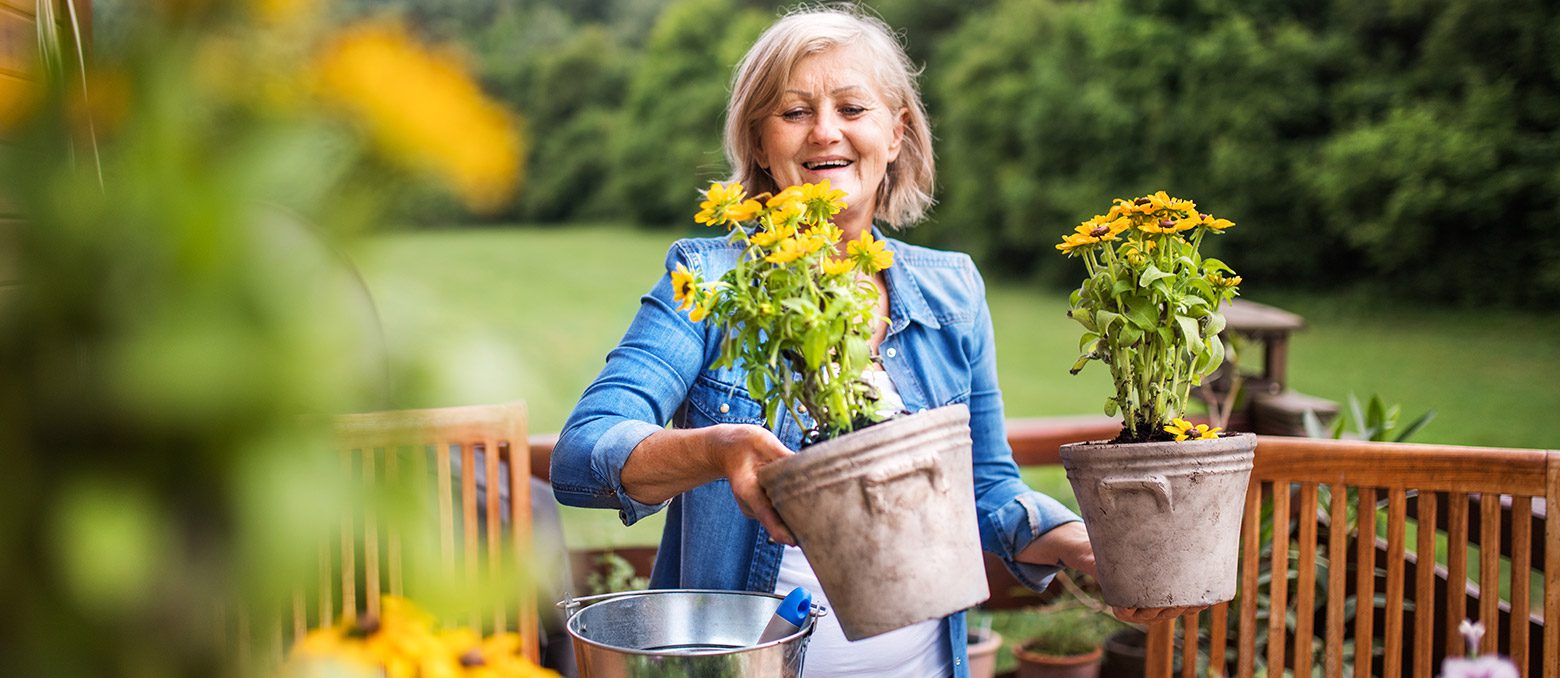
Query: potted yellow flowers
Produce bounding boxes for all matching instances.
[675,181,988,640]
[1054,191,1255,609]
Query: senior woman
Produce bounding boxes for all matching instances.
[552,7,1186,676]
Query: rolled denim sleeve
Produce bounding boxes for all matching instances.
[963,264,1083,590]
[551,242,708,526]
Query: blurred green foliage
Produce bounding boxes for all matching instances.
[110,0,1557,307]
[2,3,528,675]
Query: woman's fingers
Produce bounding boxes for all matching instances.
[1111,606,1200,624]
[715,424,797,545]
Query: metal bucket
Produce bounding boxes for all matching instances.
[561,589,824,678]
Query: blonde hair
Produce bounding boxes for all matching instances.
[724,5,935,228]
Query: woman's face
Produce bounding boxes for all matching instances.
[757,45,907,231]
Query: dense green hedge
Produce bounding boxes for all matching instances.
[97,0,1560,306]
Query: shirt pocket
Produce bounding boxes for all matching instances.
[685,374,766,427]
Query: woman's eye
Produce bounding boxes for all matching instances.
[781,109,809,121]
[840,106,867,117]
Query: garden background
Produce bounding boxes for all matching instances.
[90,0,1560,547]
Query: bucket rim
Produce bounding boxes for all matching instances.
[560,588,821,656]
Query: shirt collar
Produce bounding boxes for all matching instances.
[876,227,942,333]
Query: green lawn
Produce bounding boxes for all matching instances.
[352,224,1560,547]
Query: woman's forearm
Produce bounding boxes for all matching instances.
[620,428,725,504]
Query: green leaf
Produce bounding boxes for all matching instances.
[1138,264,1173,288]
[1070,353,1092,375]
[1069,309,1097,332]
[1094,310,1122,335]
[1176,315,1200,347]
[1123,295,1159,329]
[1104,398,1119,416]
[1078,332,1100,354]
[1118,323,1143,346]
[1393,409,1437,442]
[1204,312,1227,336]
[802,329,826,371]
[1202,258,1234,274]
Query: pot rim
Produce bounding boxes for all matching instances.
[562,588,819,656]
[1011,641,1104,665]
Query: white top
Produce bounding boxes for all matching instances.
[773,368,949,677]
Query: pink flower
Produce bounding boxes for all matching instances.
[1440,655,1518,678]
[1440,620,1517,678]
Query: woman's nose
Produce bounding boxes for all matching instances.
[808,110,844,146]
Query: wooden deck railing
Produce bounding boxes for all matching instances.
[528,422,1558,678]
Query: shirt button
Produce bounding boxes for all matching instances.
[719,403,730,414]
[885,347,898,358]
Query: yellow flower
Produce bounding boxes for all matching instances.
[1206,272,1242,289]
[820,256,855,276]
[750,220,796,248]
[1055,232,1098,254]
[315,22,523,211]
[846,231,893,273]
[688,298,714,323]
[1164,418,1221,441]
[670,263,697,311]
[726,198,763,223]
[695,181,749,226]
[764,201,805,231]
[1074,214,1129,242]
[799,180,849,220]
[1203,214,1235,231]
[798,231,830,255]
[767,185,806,211]
[1138,217,1181,235]
[765,238,805,264]
[1143,190,1195,214]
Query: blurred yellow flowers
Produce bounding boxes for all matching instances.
[286,596,556,678]
[315,22,523,211]
[696,181,762,226]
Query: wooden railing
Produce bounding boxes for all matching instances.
[1147,438,1558,678]
[528,422,1558,677]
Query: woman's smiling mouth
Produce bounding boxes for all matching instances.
[803,158,853,171]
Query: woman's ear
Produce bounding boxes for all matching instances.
[886,107,909,163]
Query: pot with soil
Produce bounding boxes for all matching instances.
[1060,432,1254,608]
[758,404,988,640]
[1010,602,1123,678]
[1053,191,1255,609]
[674,181,989,640]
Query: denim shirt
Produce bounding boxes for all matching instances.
[552,231,1082,677]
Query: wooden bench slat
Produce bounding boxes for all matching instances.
[1238,482,1260,678]
[1293,483,1318,678]
[1355,487,1378,678]
[1267,481,1291,675]
[1326,484,1347,677]
[1479,492,1501,654]
[1413,492,1438,678]
[1251,438,1549,496]
[1511,494,1532,677]
[1384,488,1408,678]
[1446,491,1469,657]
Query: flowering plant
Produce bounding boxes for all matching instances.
[1440,620,1518,678]
[1057,191,1241,443]
[674,180,894,440]
[285,597,557,678]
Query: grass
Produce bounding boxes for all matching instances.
[351,224,1560,548]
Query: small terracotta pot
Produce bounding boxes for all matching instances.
[966,628,1003,678]
[1013,641,1104,678]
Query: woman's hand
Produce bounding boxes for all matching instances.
[1018,521,1208,624]
[620,424,796,545]
[706,424,797,545]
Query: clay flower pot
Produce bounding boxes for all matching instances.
[757,404,989,640]
[1060,432,1256,609]
[1014,640,1104,678]
[967,627,1003,678]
